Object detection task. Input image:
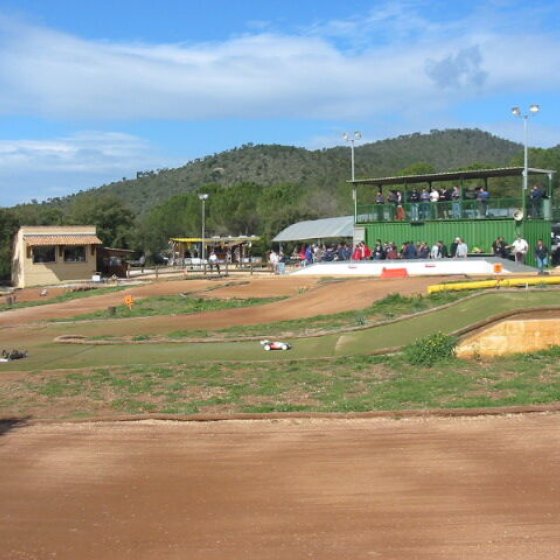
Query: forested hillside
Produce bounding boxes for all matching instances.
[81,128,523,215]
[1,128,559,282]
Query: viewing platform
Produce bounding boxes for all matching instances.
[356,197,551,224]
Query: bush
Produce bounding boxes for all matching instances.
[404,332,457,367]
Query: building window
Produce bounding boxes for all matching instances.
[32,246,56,263]
[63,246,86,262]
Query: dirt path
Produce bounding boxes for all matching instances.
[0,276,441,334]
[1,414,559,560]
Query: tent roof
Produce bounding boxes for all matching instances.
[273,215,353,242]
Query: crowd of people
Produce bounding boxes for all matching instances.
[269,234,552,273]
[372,183,547,221]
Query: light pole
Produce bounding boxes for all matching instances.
[198,193,208,263]
[511,105,539,222]
[343,131,362,223]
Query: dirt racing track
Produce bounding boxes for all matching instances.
[1,274,560,559]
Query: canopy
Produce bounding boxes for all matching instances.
[350,166,556,187]
[170,235,259,245]
[273,216,353,242]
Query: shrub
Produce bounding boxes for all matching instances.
[404,331,457,367]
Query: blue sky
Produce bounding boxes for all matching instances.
[1,0,559,206]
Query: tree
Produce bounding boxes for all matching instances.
[65,193,136,247]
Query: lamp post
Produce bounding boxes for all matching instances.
[511,105,539,222]
[343,131,362,223]
[198,193,208,263]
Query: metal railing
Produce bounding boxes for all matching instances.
[356,198,528,223]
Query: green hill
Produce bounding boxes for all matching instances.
[85,128,523,215]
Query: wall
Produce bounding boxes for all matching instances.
[362,218,550,263]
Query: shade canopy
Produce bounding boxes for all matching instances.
[273,216,354,242]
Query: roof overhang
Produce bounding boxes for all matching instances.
[170,236,260,245]
[24,235,103,246]
[273,215,354,242]
[349,166,556,187]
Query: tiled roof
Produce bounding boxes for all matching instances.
[24,235,102,246]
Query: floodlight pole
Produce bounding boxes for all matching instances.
[198,193,209,265]
[511,105,539,230]
[343,131,362,224]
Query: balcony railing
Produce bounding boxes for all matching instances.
[356,197,545,224]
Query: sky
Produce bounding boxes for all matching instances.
[1,0,559,207]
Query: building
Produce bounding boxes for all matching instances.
[351,166,556,263]
[12,225,102,288]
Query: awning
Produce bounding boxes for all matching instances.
[24,235,103,246]
[273,216,354,242]
[170,236,260,244]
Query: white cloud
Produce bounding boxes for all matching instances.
[0,6,558,122]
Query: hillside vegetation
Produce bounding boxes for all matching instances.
[1,128,559,281]
[82,128,524,215]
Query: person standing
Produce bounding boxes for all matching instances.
[451,185,462,219]
[530,184,544,218]
[477,186,490,218]
[509,236,529,264]
[455,238,468,258]
[535,239,549,273]
[268,249,279,273]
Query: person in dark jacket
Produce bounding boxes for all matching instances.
[535,239,549,273]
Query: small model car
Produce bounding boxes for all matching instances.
[260,339,292,351]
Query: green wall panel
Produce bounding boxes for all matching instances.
[363,219,551,264]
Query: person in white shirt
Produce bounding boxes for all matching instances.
[268,249,279,273]
[430,242,441,259]
[455,238,468,258]
[509,236,529,264]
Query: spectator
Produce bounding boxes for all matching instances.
[304,245,314,265]
[430,241,441,259]
[429,187,440,219]
[492,236,508,259]
[417,241,430,259]
[478,186,490,218]
[455,238,468,258]
[402,241,417,259]
[509,235,529,264]
[373,239,385,260]
[268,249,279,273]
[449,237,460,258]
[408,188,420,221]
[530,184,544,218]
[420,188,430,220]
[535,239,549,273]
[451,186,462,219]
[385,243,399,260]
[375,188,385,221]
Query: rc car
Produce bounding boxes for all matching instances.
[260,340,292,351]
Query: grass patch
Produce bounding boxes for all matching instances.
[2,346,560,420]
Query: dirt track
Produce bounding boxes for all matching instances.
[0,275,441,331]
[2,274,560,559]
[1,414,559,560]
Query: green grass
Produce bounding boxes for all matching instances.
[2,346,559,420]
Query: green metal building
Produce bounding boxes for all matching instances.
[351,167,556,263]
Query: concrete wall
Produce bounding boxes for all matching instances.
[456,318,560,358]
